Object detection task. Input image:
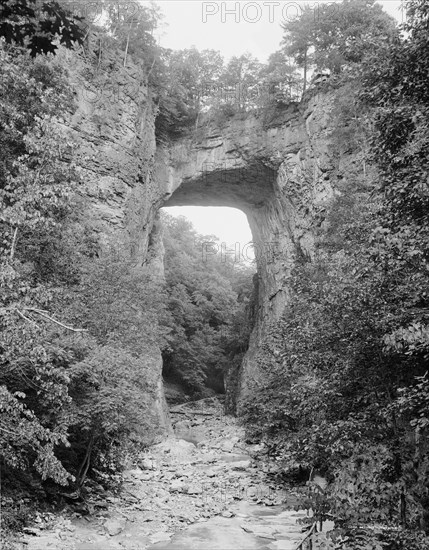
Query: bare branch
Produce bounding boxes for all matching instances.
[15,309,40,327]
[3,306,87,333]
[24,308,88,332]
[0,425,21,437]
[147,55,157,81]
[170,410,214,416]
[123,18,134,68]
[10,226,18,261]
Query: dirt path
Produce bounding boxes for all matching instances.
[11,398,324,550]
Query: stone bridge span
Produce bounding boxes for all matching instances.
[158,100,335,319]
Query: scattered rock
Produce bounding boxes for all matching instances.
[149,531,172,544]
[104,517,126,536]
[16,397,308,550]
[169,480,188,493]
[232,460,251,471]
[126,468,146,480]
[241,523,277,540]
[23,527,42,536]
[173,469,189,478]
[140,457,156,470]
[187,484,203,495]
[220,436,240,452]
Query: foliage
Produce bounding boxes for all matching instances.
[361,0,429,369]
[216,52,262,110]
[281,5,315,91]
[0,45,76,203]
[0,41,168,537]
[259,50,303,103]
[161,212,255,398]
[168,47,224,112]
[155,47,224,141]
[0,0,84,56]
[102,0,162,73]
[65,344,156,486]
[282,0,397,85]
[241,2,429,541]
[63,254,167,355]
[241,148,428,543]
[0,47,82,490]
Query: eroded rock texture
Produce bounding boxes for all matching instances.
[65,48,340,424]
[60,49,171,436]
[161,94,340,410]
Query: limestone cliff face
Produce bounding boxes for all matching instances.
[64,48,341,421]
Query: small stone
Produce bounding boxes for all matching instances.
[149,531,172,544]
[23,527,41,536]
[106,497,120,504]
[104,517,126,536]
[140,457,156,470]
[241,523,277,540]
[232,460,251,471]
[169,480,188,493]
[173,470,189,478]
[126,468,144,480]
[187,484,203,495]
[221,436,240,452]
[247,486,257,497]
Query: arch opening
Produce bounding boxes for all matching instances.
[159,205,257,408]
[164,162,277,211]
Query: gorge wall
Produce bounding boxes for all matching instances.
[62,48,346,427]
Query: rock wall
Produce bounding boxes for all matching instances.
[63,44,340,423]
[59,48,171,436]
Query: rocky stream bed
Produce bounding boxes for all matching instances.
[9,398,332,550]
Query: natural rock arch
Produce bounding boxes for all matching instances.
[71,58,338,427]
[154,98,338,406]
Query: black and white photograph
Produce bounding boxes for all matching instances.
[0,1,428,548]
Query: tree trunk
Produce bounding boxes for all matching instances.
[303,48,308,95]
[77,433,95,489]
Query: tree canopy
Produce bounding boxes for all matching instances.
[161,212,255,398]
[282,0,397,86]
